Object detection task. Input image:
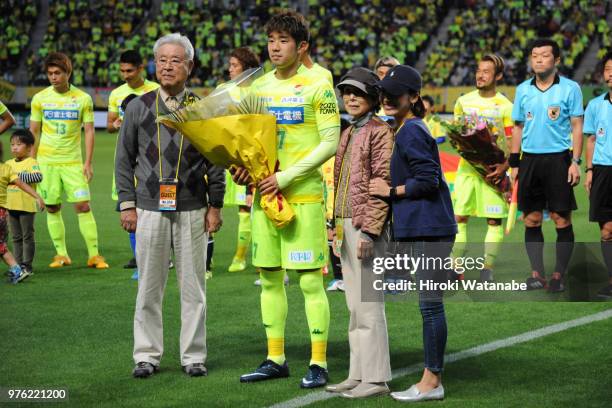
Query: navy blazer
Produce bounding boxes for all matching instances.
[390,118,457,239]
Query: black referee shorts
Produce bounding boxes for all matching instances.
[518,151,577,214]
[589,165,612,223]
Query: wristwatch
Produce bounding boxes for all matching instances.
[572,157,582,165]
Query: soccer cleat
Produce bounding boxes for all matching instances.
[525,272,547,290]
[17,267,33,283]
[240,359,290,383]
[479,268,494,283]
[326,279,345,292]
[596,284,612,300]
[131,270,139,280]
[132,362,158,378]
[49,255,72,268]
[300,364,329,389]
[548,277,565,293]
[123,258,137,269]
[228,258,246,272]
[88,255,109,269]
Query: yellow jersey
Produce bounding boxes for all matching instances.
[30,85,94,165]
[0,163,18,208]
[453,90,513,176]
[108,79,159,118]
[0,101,7,115]
[6,157,40,212]
[251,65,340,203]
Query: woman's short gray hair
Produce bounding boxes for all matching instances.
[374,56,400,71]
[153,33,194,61]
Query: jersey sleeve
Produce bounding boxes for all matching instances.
[83,95,94,123]
[583,100,596,135]
[511,85,525,122]
[0,101,6,115]
[502,101,514,128]
[108,90,119,113]
[569,83,584,117]
[30,94,42,122]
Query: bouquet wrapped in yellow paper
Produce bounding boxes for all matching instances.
[158,68,295,228]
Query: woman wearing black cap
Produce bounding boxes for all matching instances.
[326,67,394,399]
[369,65,457,402]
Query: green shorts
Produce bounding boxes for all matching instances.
[224,171,247,206]
[39,163,91,205]
[251,198,328,270]
[453,171,507,218]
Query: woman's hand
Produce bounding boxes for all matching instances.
[369,178,391,198]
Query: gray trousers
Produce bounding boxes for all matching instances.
[8,210,36,269]
[133,208,208,366]
[341,218,392,383]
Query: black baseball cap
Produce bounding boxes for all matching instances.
[337,67,379,99]
[377,64,422,96]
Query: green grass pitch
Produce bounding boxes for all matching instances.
[0,133,610,407]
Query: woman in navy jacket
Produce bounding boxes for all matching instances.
[370,65,457,403]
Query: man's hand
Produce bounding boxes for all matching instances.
[113,117,122,131]
[206,206,222,233]
[568,162,580,186]
[231,166,252,186]
[36,197,46,212]
[486,162,510,184]
[83,162,93,182]
[511,167,518,184]
[369,178,391,198]
[259,174,280,196]
[120,208,138,233]
[585,170,593,195]
[245,191,253,207]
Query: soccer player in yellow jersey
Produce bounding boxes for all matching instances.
[452,54,514,282]
[29,52,109,269]
[108,50,159,272]
[234,10,340,388]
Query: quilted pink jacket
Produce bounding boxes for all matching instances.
[333,115,394,237]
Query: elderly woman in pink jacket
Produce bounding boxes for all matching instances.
[325,67,394,399]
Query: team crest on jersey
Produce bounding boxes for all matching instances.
[293,84,304,96]
[526,111,534,121]
[597,127,606,138]
[547,105,560,121]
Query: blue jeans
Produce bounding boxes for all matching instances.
[419,301,446,373]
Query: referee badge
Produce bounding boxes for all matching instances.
[547,105,560,121]
[597,127,606,138]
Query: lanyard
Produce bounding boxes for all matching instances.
[155,90,184,181]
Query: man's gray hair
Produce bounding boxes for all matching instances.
[153,33,194,61]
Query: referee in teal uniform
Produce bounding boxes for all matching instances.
[584,52,612,299]
[509,38,584,293]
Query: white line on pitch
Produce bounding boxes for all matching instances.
[268,308,612,408]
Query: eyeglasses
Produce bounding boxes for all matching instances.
[155,58,186,67]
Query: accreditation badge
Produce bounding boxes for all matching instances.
[334,217,344,255]
[159,178,178,211]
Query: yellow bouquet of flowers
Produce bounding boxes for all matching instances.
[158,68,295,228]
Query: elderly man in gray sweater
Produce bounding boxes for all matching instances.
[115,33,225,379]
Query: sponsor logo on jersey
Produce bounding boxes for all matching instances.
[63,103,78,108]
[42,103,58,108]
[323,90,334,100]
[269,106,305,124]
[319,102,338,115]
[280,96,305,104]
[289,250,313,263]
[43,110,79,120]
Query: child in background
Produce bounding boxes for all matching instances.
[1,130,45,283]
[6,129,43,280]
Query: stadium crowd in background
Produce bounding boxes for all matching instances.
[0,0,37,78]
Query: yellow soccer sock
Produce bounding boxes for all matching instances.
[77,211,100,258]
[298,270,330,368]
[234,211,251,261]
[47,211,68,256]
[452,222,468,259]
[260,269,287,364]
[484,224,504,269]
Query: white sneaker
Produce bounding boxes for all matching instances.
[390,384,444,402]
[326,279,345,292]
